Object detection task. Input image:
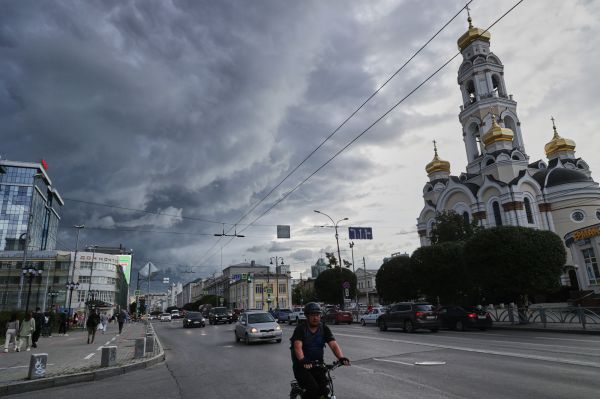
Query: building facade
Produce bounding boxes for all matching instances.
[228,272,292,311]
[355,268,379,306]
[416,16,600,293]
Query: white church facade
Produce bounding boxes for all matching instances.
[417,15,600,293]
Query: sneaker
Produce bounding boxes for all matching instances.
[26,348,31,351]
[16,348,20,352]
[3,348,7,353]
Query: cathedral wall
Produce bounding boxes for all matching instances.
[550,198,600,242]
[440,190,473,212]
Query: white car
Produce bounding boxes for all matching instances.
[359,307,385,326]
[160,313,172,322]
[287,307,307,325]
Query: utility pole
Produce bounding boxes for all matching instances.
[363,257,369,306]
[349,242,357,307]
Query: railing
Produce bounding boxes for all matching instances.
[485,305,600,330]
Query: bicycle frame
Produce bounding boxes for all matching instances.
[290,361,342,399]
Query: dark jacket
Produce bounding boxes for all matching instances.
[86,312,101,328]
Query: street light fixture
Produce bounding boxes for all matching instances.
[270,257,285,309]
[314,210,349,309]
[47,288,59,311]
[23,267,44,313]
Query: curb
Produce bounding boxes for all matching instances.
[491,325,600,335]
[0,330,165,397]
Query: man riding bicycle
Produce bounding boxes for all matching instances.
[291,302,350,398]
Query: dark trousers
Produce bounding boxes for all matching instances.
[293,364,328,399]
[58,322,67,335]
[118,321,124,334]
[87,326,97,343]
[32,329,41,344]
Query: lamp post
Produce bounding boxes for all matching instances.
[23,267,44,313]
[47,288,59,311]
[270,257,285,309]
[314,210,349,309]
[66,225,84,325]
[349,242,357,306]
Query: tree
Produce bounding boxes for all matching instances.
[430,210,478,245]
[315,268,356,305]
[375,255,417,303]
[410,241,471,304]
[292,285,318,305]
[464,226,566,304]
[325,252,337,268]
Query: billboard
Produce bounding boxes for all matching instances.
[118,255,132,285]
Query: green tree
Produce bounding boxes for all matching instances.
[325,252,337,268]
[464,226,566,304]
[430,210,478,245]
[292,285,318,305]
[315,268,356,305]
[375,255,417,303]
[411,241,471,304]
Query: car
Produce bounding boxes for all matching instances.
[288,307,307,325]
[274,308,292,323]
[359,307,385,326]
[377,302,439,333]
[234,310,283,344]
[160,313,172,322]
[170,309,181,319]
[322,308,353,325]
[437,305,493,331]
[183,311,206,328]
[208,307,233,325]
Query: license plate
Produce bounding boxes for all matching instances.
[426,316,435,320]
[478,316,486,319]
[194,321,200,324]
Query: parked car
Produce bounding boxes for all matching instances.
[275,308,292,323]
[437,305,492,331]
[160,313,172,322]
[322,308,353,325]
[209,307,233,325]
[288,307,307,325]
[359,307,385,326]
[378,302,439,333]
[183,311,206,328]
[234,310,282,344]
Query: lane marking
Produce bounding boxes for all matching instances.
[84,353,95,360]
[334,332,600,369]
[96,346,103,351]
[373,358,414,366]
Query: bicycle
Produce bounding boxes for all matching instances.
[290,360,344,399]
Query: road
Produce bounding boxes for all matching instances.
[6,320,600,398]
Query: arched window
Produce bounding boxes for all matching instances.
[491,75,501,97]
[463,211,470,226]
[492,201,503,226]
[466,80,476,104]
[524,197,534,224]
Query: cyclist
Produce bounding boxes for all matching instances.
[290,302,350,398]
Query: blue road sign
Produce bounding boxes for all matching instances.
[348,227,373,240]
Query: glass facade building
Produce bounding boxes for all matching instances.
[0,160,63,251]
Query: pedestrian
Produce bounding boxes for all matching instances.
[58,311,68,336]
[72,313,79,329]
[100,312,108,334]
[4,313,19,353]
[17,311,35,352]
[117,309,126,335]
[42,312,52,337]
[32,307,44,348]
[86,309,101,344]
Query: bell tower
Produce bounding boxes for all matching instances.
[456,9,527,175]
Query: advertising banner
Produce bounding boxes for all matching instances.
[118,255,132,285]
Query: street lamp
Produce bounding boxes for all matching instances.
[314,210,349,309]
[23,267,44,313]
[66,224,84,326]
[65,281,80,322]
[349,242,358,306]
[47,288,59,311]
[270,257,285,309]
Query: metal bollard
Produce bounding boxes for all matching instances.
[145,334,155,354]
[101,346,117,367]
[28,353,48,379]
[134,337,146,358]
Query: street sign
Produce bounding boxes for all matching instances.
[163,277,169,284]
[277,225,291,239]
[344,288,349,298]
[266,287,273,294]
[134,290,141,296]
[342,281,350,289]
[348,227,373,240]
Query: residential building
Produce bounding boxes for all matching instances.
[355,268,379,306]
[229,272,292,311]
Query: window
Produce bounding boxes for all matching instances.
[255,284,263,294]
[463,211,470,225]
[278,283,286,293]
[571,211,585,222]
[524,198,534,224]
[596,210,600,221]
[583,248,600,285]
[493,202,503,226]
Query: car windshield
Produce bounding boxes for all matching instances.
[247,313,275,323]
[414,305,433,311]
[213,308,227,314]
[187,312,201,318]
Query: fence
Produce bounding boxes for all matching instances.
[486,305,600,330]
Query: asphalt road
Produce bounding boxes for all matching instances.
[7,320,600,398]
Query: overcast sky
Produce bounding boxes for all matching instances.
[2,0,599,285]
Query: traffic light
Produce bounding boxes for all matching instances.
[247,273,253,283]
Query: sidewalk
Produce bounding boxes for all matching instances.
[0,320,164,395]
[491,320,600,334]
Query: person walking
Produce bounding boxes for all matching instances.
[17,312,35,352]
[4,313,19,353]
[100,312,108,334]
[86,309,101,344]
[32,307,44,348]
[58,311,68,336]
[117,309,126,335]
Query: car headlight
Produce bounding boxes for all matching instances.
[275,325,281,331]
[187,319,192,322]
[250,327,258,333]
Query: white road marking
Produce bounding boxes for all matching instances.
[335,332,600,369]
[104,341,111,346]
[222,345,234,348]
[534,336,600,343]
[96,346,103,351]
[84,353,95,360]
[373,358,414,366]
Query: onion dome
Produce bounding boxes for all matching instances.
[426,141,451,175]
[544,117,576,157]
[482,114,514,147]
[457,12,491,51]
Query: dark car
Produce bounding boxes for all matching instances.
[209,307,233,325]
[322,308,353,325]
[274,308,292,323]
[437,306,492,331]
[183,311,206,328]
[378,302,439,333]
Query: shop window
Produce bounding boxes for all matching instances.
[583,248,600,285]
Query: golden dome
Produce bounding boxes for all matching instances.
[426,141,450,175]
[457,14,491,51]
[482,114,514,147]
[545,117,576,157]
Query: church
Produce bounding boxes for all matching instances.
[417,14,600,293]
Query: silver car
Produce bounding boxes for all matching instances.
[234,311,283,344]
